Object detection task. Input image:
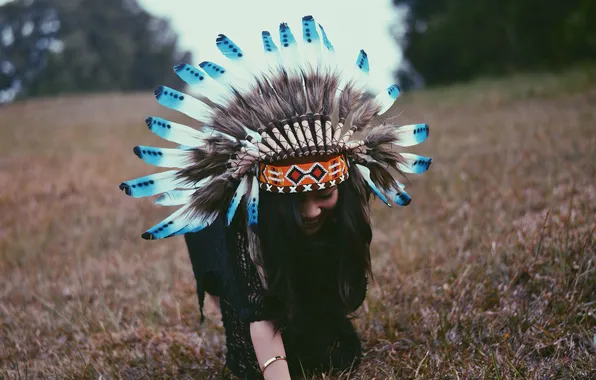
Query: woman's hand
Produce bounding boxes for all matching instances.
[250,320,291,379]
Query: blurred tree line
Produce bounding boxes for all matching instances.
[0,0,189,103]
[394,0,596,87]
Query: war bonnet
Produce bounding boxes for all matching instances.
[119,15,432,240]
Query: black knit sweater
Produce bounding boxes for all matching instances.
[185,216,368,379]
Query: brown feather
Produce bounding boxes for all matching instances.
[210,102,250,139]
[235,87,276,128]
[177,146,231,183]
[302,69,325,114]
[246,80,286,124]
[364,124,399,148]
[288,73,308,116]
[258,74,295,119]
[351,96,381,131]
[204,134,242,153]
[271,69,307,116]
[321,72,340,116]
[338,81,363,121]
[368,144,404,174]
[188,173,237,215]
[364,159,395,191]
[362,125,408,172]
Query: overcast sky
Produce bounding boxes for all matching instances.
[138,0,406,86]
[0,0,407,88]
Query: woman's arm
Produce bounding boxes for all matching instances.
[250,320,291,380]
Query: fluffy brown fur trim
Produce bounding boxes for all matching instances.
[351,95,381,131]
[210,70,345,141]
[271,69,308,116]
[236,88,277,129]
[370,144,403,170]
[247,82,286,125]
[362,125,407,173]
[364,124,399,147]
[302,69,326,114]
[258,74,295,119]
[321,72,340,116]
[211,101,258,138]
[177,146,232,183]
[209,102,249,139]
[338,81,364,121]
[188,173,237,215]
[364,159,395,191]
[204,134,242,154]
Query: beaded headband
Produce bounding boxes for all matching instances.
[258,154,349,193]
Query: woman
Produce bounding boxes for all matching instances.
[185,168,372,378]
[120,15,432,379]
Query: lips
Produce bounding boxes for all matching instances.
[302,218,320,228]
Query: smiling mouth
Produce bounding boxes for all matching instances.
[302,218,320,228]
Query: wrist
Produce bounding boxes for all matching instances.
[261,355,290,379]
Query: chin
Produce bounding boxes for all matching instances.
[302,224,323,235]
[301,217,325,235]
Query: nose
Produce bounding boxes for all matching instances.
[300,198,321,220]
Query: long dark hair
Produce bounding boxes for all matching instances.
[256,166,373,325]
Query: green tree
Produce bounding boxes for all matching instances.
[394,0,596,86]
[0,0,60,101]
[0,0,191,102]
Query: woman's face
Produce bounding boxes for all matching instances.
[298,186,339,235]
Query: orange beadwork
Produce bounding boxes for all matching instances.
[258,154,350,193]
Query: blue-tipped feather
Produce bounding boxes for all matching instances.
[318,24,334,52]
[261,31,282,68]
[213,35,255,91]
[397,153,432,174]
[374,84,401,114]
[119,170,192,198]
[155,176,211,206]
[199,61,227,81]
[133,146,192,168]
[200,126,235,142]
[385,180,411,206]
[155,189,194,206]
[279,22,301,73]
[317,23,337,68]
[173,63,208,85]
[393,124,429,147]
[168,212,218,237]
[173,63,228,105]
[356,50,369,74]
[279,22,297,49]
[302,15,321,44]
[302,15,322,63]
[226,175,250,226]
[154,86,212,122]
[246,175,259,227]
[387,84,401,99]
[392,189,411,206]
[145,117,205,146]
[215,34,245,61]
[261,31,279,53]
[141,204,192,240]
[355,164,391,206]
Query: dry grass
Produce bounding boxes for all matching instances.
[1,67,595,379]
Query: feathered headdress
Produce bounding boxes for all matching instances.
[119,15,432,240]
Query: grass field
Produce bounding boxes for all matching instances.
[1,67,595,379]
